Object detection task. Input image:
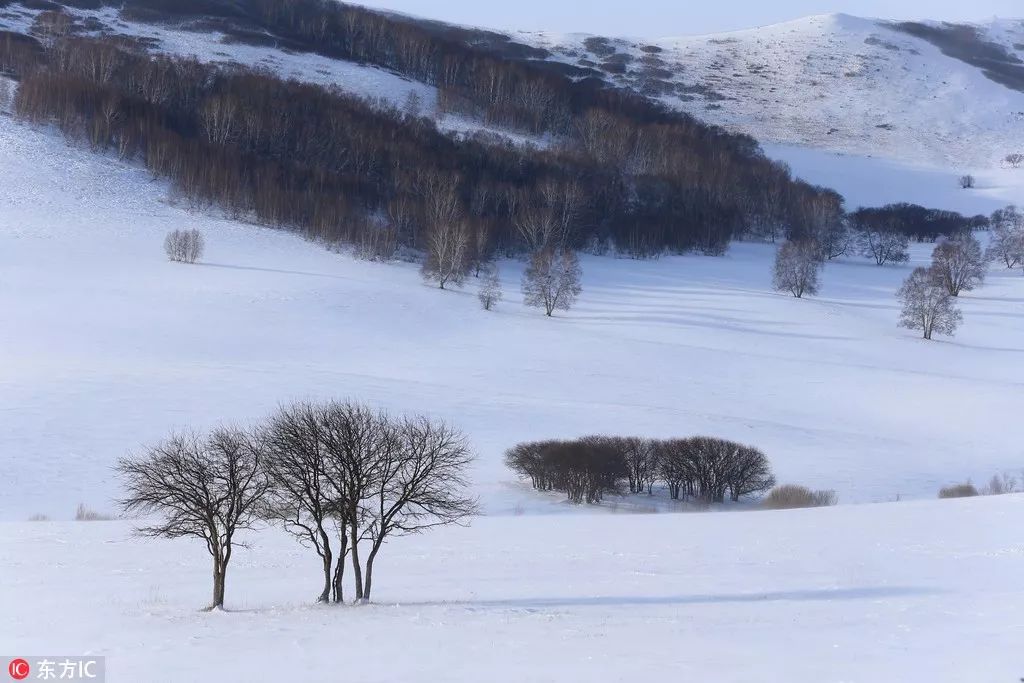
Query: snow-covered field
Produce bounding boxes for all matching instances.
[2,496,1023,681]
[764,143,1024,213]
[3,112,1023,523]
[526,13,1024,169]
[2,8,1024,675]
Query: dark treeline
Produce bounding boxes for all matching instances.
[851,203,988,242]
[3,2,846,258]
[505,435,775,505]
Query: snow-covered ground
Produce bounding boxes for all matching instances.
[526,13,1024,169]
[2,495,1023,681]
[3,113,1024,522]
[764,143,1024,213]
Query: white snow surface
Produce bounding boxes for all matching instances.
[525,13,1024,169]
[2,113,1024,522]
[2,495,1023,681]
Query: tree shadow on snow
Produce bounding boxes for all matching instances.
[401,586,943,610]
[198,262,352,280]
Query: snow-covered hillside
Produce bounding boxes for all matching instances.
[526,14,1024,169]
[3,112,1023,521]
[3,495,1023,681]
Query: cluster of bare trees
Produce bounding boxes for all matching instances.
[505,435,775,505]
[896,231,993,340]
[163,228,204,264]
[117,400,476,610]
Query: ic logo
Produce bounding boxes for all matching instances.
[8,658,30,680]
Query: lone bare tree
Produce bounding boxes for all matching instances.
[117,428,269,610]
[772,240,822,298]
[1006,153,1024,169]
[897,267,963,340]
[421,219,470,289]
[164,229,204,264]
[930,235,986,296]
[477,263,503,310]
[958,175,975,189]
[857,226,909,266]
[359,415,477,601]
[522,249,582,316]
[987,206,1024,269]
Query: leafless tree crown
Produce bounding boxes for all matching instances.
[164,229,204,264]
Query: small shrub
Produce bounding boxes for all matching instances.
[75,503,113,521]
[763,484,837,510]
[937,482,978,499]
[958,175,975,189]
[981,473,1019,496]
[28,513,50,522]
[164,229,205,264]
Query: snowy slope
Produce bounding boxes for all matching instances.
[2,494,1023,681]
[525,14,1024,169]
[3,113,1024,521]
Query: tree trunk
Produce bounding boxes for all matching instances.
[363,542,383,603]
[332,532,348,603]
[318,547,333,603]
[349,526,364,602]
[211,558,226,610]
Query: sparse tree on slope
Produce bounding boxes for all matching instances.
[477,263,503,311]
[164,229,204,264]
[522,249,582,316]
[857,226,909,266]
[773,240,822,298]
[118,428,269,610]
[986,206,1024,269]
[897,267,963,340]
[421,219,471,289]
[930,234,986,297]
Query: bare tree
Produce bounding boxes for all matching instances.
[164,229,204,264]
[930,234,986,296]
[421,219,471,289]
[117,428,269,610]
[1006,153,1024,169]
[773,240,822,298]
[986,206,1024,269]
[816,218,852,261]
[654,438,693,501]
[724,445,776,502]
[0,78,12,112]
[619,437,657,494]
[897,267,963,340]
[958,175,975,189]
[261,403,348,604]
[359,415,477,601]
[522,249,582,316]
[857,226,909,266]
[477,263,503,310]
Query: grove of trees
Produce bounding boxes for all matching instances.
[505,435,775,505]
[0,5,869,262]
[118,400,477,608]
